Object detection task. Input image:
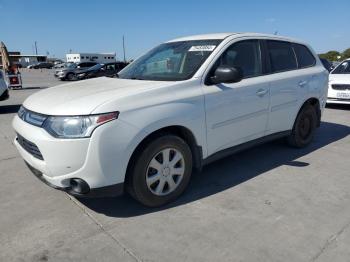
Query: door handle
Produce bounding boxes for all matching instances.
[256,88,268,97]
[298,80,308,87]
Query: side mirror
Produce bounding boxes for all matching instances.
[210,66,243,85]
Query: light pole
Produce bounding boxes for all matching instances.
[34,41,38,55]
[123,35,126,62]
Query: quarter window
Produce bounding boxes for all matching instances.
[267,41,297,73]
[218,40,262,78]
[293,44,315,68]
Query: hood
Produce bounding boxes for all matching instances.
[23,77,170,115]
[329,74,350,84]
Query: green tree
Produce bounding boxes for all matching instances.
[319,51,341,61]
[342,48,350,59]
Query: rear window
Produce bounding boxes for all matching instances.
[293,44,315,68]
[267,41,297,73]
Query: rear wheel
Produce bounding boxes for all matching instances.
[287,104,317,148]
[128,135,192,207]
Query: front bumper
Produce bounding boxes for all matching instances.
[13,114,142,195]
[327,84,350,104]
[54,72,66,79]
[25,161,124,197]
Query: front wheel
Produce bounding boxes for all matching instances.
[66,73,76,81]
[128,135,193,207]
[287,104,317,148]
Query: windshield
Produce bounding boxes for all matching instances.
[65,63,77,69]
[118,39,222,81]
[331,60,350,74]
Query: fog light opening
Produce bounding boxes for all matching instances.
[70,178,90,194]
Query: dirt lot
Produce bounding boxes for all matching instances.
[0,70,350,262]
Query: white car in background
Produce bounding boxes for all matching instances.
[13,33,328,207]
[0,70,9,101]
[327,59,350,104]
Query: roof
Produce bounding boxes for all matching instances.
[167,32,303,44]
[167,33,237,42]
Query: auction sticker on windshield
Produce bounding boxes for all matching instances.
[188,45,216,52]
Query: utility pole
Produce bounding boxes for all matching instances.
[122,35,126,62]
[34,41,38,55]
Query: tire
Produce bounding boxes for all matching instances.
[66,73,76,81]
[128,135,193,207]
[287,104,317,148]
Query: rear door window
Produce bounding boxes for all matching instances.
[293,44,315,68]
[267,41,297,73]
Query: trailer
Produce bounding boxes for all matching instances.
[66,53,117,64]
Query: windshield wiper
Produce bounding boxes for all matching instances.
[130,76,146,80]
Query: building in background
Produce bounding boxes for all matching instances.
[66,53,116,64]
[0,51,47,68]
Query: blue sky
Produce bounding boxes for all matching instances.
[1,0,349,60]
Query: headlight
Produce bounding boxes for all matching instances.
[43,112,119,138]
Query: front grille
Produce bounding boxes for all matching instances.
[17,106,47,127]
[332,84,350,90]
[17,134,44,160]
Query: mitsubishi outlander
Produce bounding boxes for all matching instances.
[13,33,328,207]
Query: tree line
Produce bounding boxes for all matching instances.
[319,48,350,62]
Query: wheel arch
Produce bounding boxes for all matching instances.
[295,97,321,127]
[125,125,203,187]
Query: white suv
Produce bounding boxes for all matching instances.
[13,33,328,206]
[0,70,9,101]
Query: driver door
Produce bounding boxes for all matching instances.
[204,40,270,156]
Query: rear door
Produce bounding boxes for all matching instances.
[0,71,7,96]
[204,40,270,155]
[265,40,313,134]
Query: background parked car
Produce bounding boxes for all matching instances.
[54,61,98,80]
[327,59,350,104]
[319,58,334,72]
[27,62,54,69]
[77,62,128,80]
[53,62,73,69]
[53,60,64,65]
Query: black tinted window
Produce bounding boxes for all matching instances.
[267,41,297,72]
[220,40,262,78]
[293,44,315,68]
[80,62,96,68]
